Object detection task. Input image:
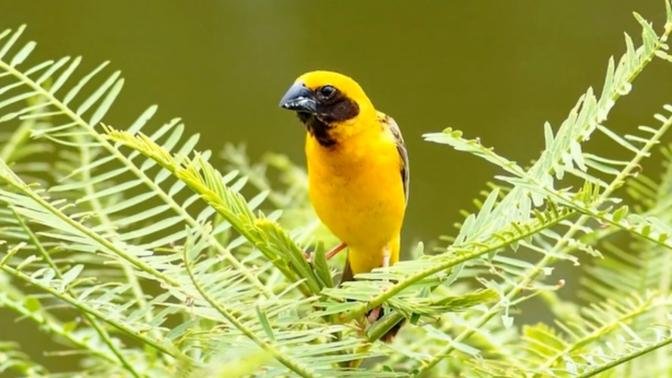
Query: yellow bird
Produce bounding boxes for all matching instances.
[279,71,408,284]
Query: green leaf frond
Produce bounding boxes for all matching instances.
[104,126,327,296]
[220,144,309,210]
[570,140,672,376]
[0,3,672,377]
[416,9,672,375]
[0,340,49,377]
[522,292,672,377]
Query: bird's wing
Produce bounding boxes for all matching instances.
[378,112,409,203]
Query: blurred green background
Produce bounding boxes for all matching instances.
[2,0,672,372]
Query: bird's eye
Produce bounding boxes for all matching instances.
[318,85,336,98]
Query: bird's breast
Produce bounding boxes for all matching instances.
[305,131,405,249]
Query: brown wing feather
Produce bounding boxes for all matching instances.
[378,112,409,203]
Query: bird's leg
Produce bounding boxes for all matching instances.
[325,242,347,260]
[367,246,391,323]
[303,241,346,262]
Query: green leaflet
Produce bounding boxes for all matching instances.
[1,3,672,378]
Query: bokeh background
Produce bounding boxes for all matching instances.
[2,0,672,372]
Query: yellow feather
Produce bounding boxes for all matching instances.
[300,71,407,274]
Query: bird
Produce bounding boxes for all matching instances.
[279,71,408,328]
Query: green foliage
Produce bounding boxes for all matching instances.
[0,3,672,377]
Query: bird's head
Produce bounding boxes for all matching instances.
[279,71,376,146]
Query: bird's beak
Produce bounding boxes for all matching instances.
[279,82,317,113]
